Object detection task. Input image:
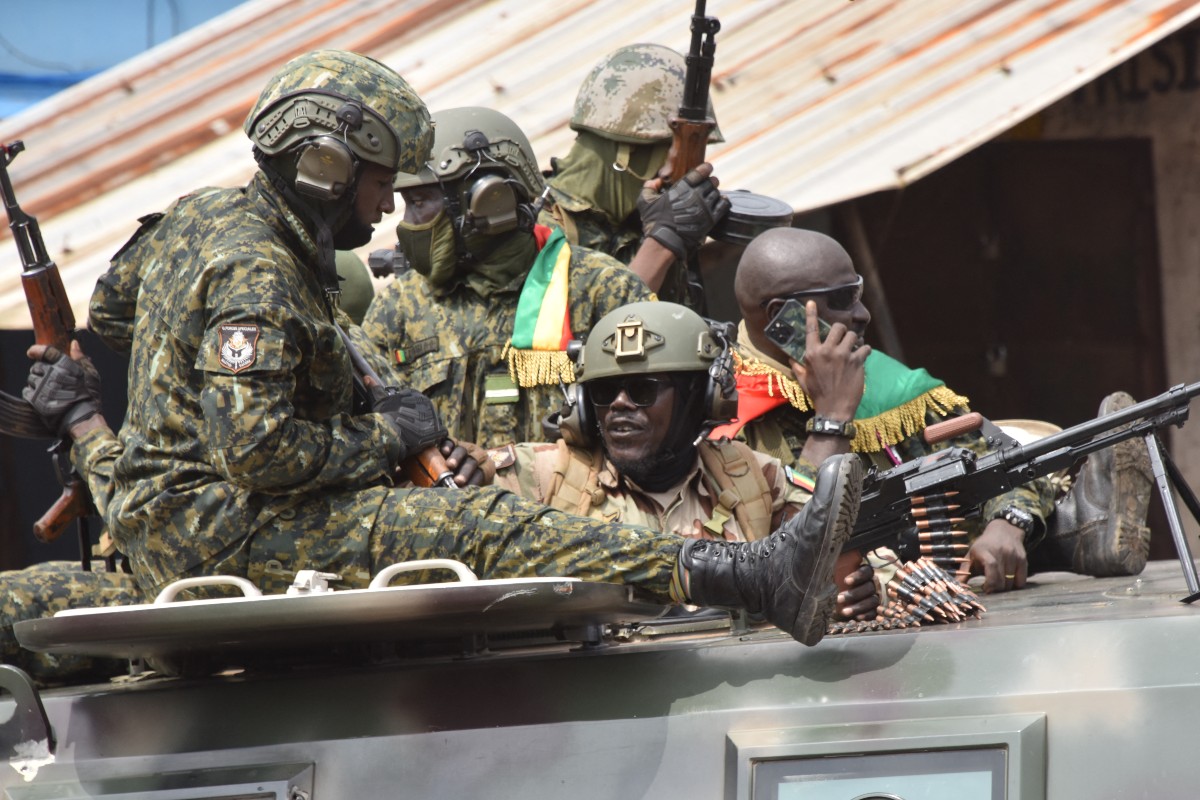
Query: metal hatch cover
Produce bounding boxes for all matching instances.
[12,560,669,662]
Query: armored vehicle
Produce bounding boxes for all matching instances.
[0,553,1198,799]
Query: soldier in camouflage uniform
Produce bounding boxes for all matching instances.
[539,44,729,307]
[361,107,653,449]
[491,301,879,622]
[13,50,870,682]
[717,227,1154,593]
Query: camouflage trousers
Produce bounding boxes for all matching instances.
[175,484,683,601]
[0,560,142,685]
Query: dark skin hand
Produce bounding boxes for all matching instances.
[790,300,870,469]
[837,564,880,620]
[961,521,1028,593]
[440,438,495,487]
[27,342,110,439]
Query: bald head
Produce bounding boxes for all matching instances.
[734,228,855,318]
[735,228,867,359]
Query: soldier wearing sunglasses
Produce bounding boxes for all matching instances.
[491,301,880,625]
[717,227,1152,594]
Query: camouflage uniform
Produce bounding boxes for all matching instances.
[492,440,811,542]
[360,242,654,449]
[78,170,684,603]
[725,329,1058,546]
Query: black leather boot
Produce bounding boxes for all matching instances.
[1046,392,1153,576]
[677,452,863,646]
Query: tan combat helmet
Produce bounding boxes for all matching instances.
[245,49,433,176]
[570,43,723,145]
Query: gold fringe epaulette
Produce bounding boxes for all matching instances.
[734,353,971,453]
[503,343,576,388]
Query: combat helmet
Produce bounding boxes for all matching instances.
[572,301,737,429]
[396,106,546,235]
[245,49,433,191]
[570,44,723,145]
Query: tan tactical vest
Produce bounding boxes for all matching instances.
[542,439,775,541]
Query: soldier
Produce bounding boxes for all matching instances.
[719,227,1154,593]
[13,50,866,683]
[360,106,654,449]
[539,43,729,307]
[491,300,879,622]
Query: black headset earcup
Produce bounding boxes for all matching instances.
[465,174,520,234]
[557,384,595,449]
[294,136,357,201]
[704,348,739,423]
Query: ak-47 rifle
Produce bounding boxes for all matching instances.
[333,323,456,488]
[849,381,1200,602]
[667,0,720,186]
[0,140,94,546]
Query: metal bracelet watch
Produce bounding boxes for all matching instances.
[805,415,857,439]
[994,505,1036,537]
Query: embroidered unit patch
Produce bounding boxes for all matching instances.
[784,465,816,491]
[218,324,260,373]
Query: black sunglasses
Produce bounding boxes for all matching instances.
[761,275,864,312]
[588,376,672,407]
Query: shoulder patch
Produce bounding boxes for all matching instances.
[487,444,517,471]
[218,324,260,373]
[784,465,815,492]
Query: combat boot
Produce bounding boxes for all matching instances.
[1047,392,1153,576]
[677,452,863,646]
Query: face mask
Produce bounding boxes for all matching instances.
[396,210,458,287]
[613,141,671,182]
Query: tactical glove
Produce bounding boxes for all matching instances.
[371,386,448,463]
[23,345,103,438]
[638,168,731,262]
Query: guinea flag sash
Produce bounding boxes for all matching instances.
[504,226,576,387]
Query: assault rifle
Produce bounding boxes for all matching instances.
[849,381,1200,602]
[667,0,720,186]
[333,323,456,488]
[0,140,94,548]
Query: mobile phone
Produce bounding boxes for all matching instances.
[763,298,832,365]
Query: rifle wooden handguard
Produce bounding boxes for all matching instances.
[923,412,983,445]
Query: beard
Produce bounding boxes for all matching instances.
[333,213,375,249]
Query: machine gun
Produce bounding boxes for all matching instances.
[0,140,95,550]
[849,381,1200,602]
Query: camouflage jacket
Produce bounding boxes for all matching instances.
[538,187,693,307]
[360,241,653,449]
[490,439,810,542]
[87,172,406,592]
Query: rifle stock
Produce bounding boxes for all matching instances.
[848,381,1200,562]
[2,140,91,542]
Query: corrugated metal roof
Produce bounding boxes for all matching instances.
[2,0,1198,329]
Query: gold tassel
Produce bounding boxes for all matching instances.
[735,354,971,453]
[503,343,576,388]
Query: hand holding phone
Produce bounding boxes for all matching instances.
[764,298,832,365]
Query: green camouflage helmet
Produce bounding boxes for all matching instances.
[577,301,724,382]
[245,49,433,174]
[394,106,545,201]
[570,43,723,145]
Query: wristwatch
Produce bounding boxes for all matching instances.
[805,415,857,439]
[994,505,1036,537]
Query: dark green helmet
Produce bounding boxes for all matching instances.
[394,106,544,199]
[570,44,723,145]
[245,49,433,174]
[577,301,725,382]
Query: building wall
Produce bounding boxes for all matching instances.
[1040,21,1200,535]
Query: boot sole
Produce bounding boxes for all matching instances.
[793,456,864,645]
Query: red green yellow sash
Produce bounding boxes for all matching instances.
[503,226,576,387]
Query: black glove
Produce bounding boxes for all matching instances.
[371,386,448,462]
[637,168,731,261]
[23,345,102,438]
